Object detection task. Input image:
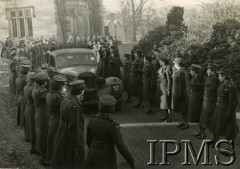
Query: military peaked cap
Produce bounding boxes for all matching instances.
[53,75,67,82]
[99,94,117,106]
[173,58,185,65]
[27,72,37,79]
[159,56,169,62]
[124,53,131,59]
[36,72,49,80]
[190,64,202,70]
[136,49,143,54]
[69,79,86,87]
[217,68,232,76]
[207,64,219,71]
[10,50,17,57]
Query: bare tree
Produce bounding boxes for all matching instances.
[120,0,150,41]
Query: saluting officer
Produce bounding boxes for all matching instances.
[24,72,37,154]
[171,58,189,129]
[32,72,50,165]
[86,94,135,169]
[123,53,133,103]
[129,49,144,108]
[158,56,172,122]
[197,64,219,139]
[46,75,66,163]
[209,68,239,153]
[187,64,203,123]
[52,80,86,169]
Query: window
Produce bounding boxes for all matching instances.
[7,7,34,38]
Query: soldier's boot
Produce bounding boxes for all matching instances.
[209,136,219,148]
[30,140,38,154]
[165,109,172,122]
[160,110,168,121]
[197,128,206,139]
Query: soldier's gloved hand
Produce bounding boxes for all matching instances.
[74,148,79,158]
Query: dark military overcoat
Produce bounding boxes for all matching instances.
[16,73,27,129]
[97,48,108,78]
[107,55,122,79]
[52,94,85,169]
[9,59,17,96]
[210,80,239,138]
[122,59,132,94]
[85,113,134,169]
[158,65,172,109]
[171,67,189,114]
[188,74,203,123]
[129,57,144,97]
[32,84,49,153]
[24,82,36,141]
[199,75,219,128]
[46,90,64,162]
[142,62,157,101]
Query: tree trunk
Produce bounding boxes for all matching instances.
[132,24,137,42]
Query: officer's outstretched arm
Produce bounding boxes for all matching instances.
[111,125,135,169]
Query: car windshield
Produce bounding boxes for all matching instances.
[56,54,96,68]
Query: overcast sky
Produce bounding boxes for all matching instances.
[103,0,209,13]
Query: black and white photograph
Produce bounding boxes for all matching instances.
[0,0,240,169]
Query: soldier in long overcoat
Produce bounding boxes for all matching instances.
[143,55,157,114]
[188,64,203,123]
[46,75,66,163]
[209,69,239,152]
[16,62,31,134]
[52,80,86,169]
[129,49,144,108]
[107,48,121,78]
[197,64,219,139]
[86,94,135,169]
[158,56,172,121]
[9,51,18,97]
[97,43,108,78]
[122,54,132,103]
[171,58,189,129]
[24,72,37,153]
[32,72,50,165]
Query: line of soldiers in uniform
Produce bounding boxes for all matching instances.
[122,48,239,154]
[8,38,135,169]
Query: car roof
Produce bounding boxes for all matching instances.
[50,48,94,57]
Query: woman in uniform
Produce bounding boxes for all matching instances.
[158,56,172,121]
[171,58,189,129]
[187,64,203,124]
[129,49,144,109]
[32,72,50,165]
[52,80,86,169]
[46,75,66,164]
[197,64,219,139]
[209,68,239,153]
[143,55,156,115]
[24,72,37,154]
[86,94,135,169]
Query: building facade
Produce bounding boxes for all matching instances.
[0,0,103,43]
